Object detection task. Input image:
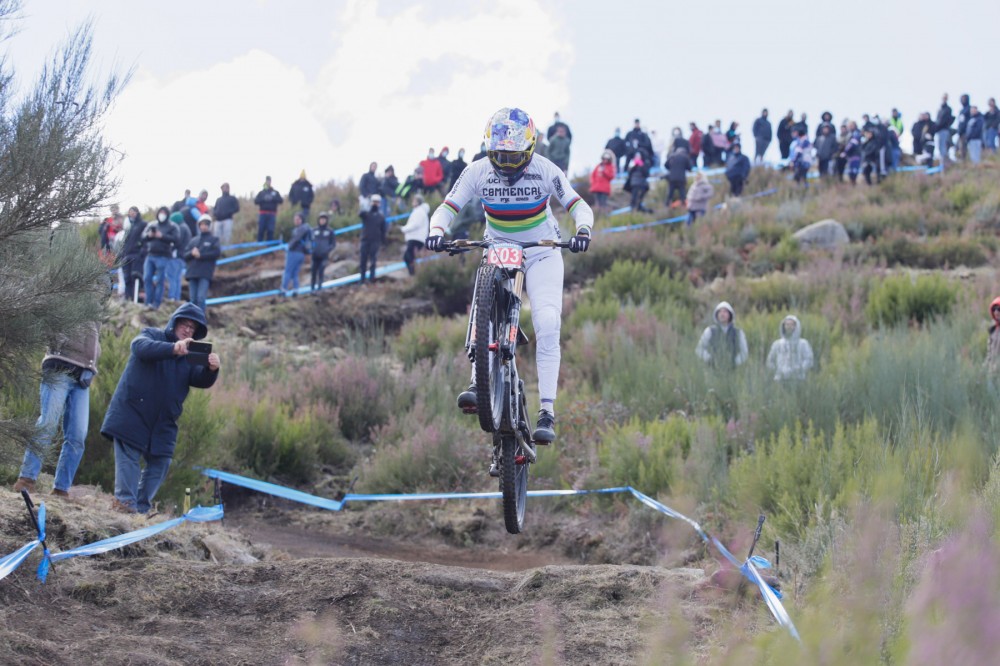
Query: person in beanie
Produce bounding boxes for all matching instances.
[12,322,101,498]
[359,194,386,284]
[254,175,283,241]
[400,194,429,275]
[184,215,222,312]
[766,315,814,382]
[310,212,336,290]
[166,211,191,302]
[289,170,315,222]
[212,182,240,247]
[696,301,748,369]
[101,303,219,513]
[664,146,693,208]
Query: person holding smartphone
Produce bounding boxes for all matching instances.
[101,303,220,513]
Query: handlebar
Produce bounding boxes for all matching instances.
[436,239,571,254]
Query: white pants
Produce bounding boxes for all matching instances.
[472,247,564,408]
[214,218,233,246]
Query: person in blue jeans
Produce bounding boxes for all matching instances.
[167,211,191,302]
[184,215,222,311]
[101,303,220,513]
[282,212,312,295]
[141,206,178,310]
[13,323,102,498]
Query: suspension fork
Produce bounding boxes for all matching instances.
[501,269,525,359]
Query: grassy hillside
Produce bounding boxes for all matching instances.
[5,157,1000,661]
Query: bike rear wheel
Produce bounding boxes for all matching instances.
[500,432,528,534]
[474,264,504,432]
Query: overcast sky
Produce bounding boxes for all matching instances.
[4,0,998,210]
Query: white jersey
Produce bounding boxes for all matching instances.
[429,154,594,243]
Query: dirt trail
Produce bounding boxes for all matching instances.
[229,511,576,572]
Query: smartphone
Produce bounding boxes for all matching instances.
[186,341,213,366]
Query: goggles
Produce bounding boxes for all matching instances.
[489,150,531,173]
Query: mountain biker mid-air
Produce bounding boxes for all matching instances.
[425,107,594,443]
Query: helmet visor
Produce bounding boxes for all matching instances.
[489,150,531,175]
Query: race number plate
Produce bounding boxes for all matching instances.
[487,243,523,269]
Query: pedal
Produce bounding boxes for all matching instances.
[461,405,478,415]
[488,462,500,477]
[515,454,527,466]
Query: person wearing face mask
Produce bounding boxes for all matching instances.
[101,303,220,513]
[448,148,467,190]
[141,207,178,310]
[119,207,147,302]
[420,148,444,195]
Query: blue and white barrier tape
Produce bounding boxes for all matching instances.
[0,504,224,584]
[602,187,779,234]
[222,240,283,252]
[204,255,445,306]
[201,467,799,641]
[217,243,287,266]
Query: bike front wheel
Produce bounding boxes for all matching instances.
[500,432,528,534]
[474,264,505,432]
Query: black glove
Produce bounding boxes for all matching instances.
[569,230,591,253]
[425,235,445,252]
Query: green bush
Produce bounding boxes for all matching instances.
[406,256,477,316]
[599,416,691,496]
[865,273,957,327]
[590,259,691,306]
[393,315,467,368]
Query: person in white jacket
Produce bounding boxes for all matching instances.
[400,194,430,275]
[696,301,749,369]
[765,315,814,382]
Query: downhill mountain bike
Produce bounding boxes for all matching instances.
[439,238,570,534]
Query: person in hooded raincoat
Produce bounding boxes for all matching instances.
[765,315,814,382]
[101,303,220,513]
[696,301,748,369]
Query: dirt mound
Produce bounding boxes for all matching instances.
[2,556,710,665]
[0,487,737,665]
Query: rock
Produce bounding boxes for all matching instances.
[793,218,849,250]
[239,325,258,338]
[200,534,259,565]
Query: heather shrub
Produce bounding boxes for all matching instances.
[407,256,477,316]
[302,356,391,441]
[865,273,958,327]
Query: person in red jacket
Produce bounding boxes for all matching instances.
[589,149,616,213]
[688,122,703,166]
[419,148,444,195]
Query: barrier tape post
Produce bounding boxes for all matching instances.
[20,490,53,581]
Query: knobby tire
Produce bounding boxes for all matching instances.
[500,433,528,533]
[475,264,504,432]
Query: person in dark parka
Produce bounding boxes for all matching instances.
[724,143,752,196]
[359,195,387,284]
[184,216,222,312]
[102,302,219,513]
[663,147,692,207]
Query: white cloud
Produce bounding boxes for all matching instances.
[101,0,573,210]
[104,49,338,209]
